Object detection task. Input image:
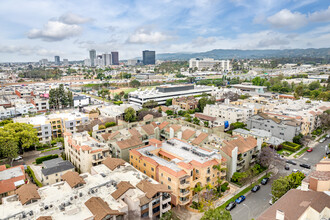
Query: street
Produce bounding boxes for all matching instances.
[230,138,330,220]
[11,148,63,166]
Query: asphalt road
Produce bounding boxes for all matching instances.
[230,138,330,220]
[12,148,63,166]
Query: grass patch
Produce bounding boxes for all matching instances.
[277,149,294,156]
[294,147,309,158]
[41,147,59,153]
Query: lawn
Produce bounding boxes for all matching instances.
[294,147,309,158]
[41,147,59,153]
[277,149,294,156]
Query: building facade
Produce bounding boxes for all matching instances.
[189,58,231,71]
[143,50,155,65]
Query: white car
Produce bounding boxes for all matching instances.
[292,169,299,173]
[13,156,22,161]
[269,199,273,205]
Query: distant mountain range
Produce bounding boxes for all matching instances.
[156,48,330,60]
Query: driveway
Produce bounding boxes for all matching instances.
[12,149,64,166]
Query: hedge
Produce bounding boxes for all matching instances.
[282,141,301,152]
[26,166,42,187]
[35,154,59,164]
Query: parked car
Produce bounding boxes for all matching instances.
[13,156,22,161]
[251,185,261,192]
[300,164,311,169]
[292,169,299,173]
[269,199,273,205]
[307,148,313,152]
[286,160,297,165]
[319,138,325,143]
[285,164,290,170]
[225,202,236,211]
[261,178,269,185]
[326,134,330,139]
[235,195,246,204]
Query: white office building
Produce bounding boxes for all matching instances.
[189,58,231,71]
[129,84,213,106]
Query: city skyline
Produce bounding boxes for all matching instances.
[0,0,329,62]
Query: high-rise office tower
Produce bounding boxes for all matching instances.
[63,59,69,66]
[142,50,155,65]
[111,52,119,65]
[102,53,112,66]
[54,56,60,65]
[89,49,96,67]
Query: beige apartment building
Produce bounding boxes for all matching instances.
[130,138,226,206]
[64,131,110,173]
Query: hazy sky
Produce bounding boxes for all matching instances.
[0,0,329,62]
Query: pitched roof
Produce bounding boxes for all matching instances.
[165,124,181,133]
[221,136,257,157]
[15,184,41,205]
[101,131,120,141]
[158,121,170,130]
[0,165,25,195]
[85,197,125,220]
[116,136,143,150]
[257,189,330,220]
[111,181,135,200]
[61,171,86,188]
[41,160,74,176]
[191,133,208,145]
[195,113,216,122]
[182,129,196,140]
[141,124,155,135]
[36,217,52,220]
[258,112,281,124]
[136,180,171,199]
[143,114,154,121]
[102,158,126,171]
[128,128,142,138]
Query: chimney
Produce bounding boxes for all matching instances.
[276,210,285,220]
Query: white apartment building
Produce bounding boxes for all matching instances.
[0,157,172,220]
[73,95,91,108]
[129,84,213,106]
[203,101,253,124]
[64,131,110,173]
[189,58,231,71]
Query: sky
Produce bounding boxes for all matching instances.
[0,0,330,62]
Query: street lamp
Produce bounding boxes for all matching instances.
[243,203,251,220]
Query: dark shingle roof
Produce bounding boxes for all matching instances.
[41,160,75,176]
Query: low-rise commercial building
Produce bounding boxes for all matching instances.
[231,84,267,93]
[130,138,226,206]
[0,158,172,219]
[129,84,213,106]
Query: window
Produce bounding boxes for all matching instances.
[206,177,210,182]
[151,175,154,179]
[144,163,146,167]
[131,155,133,159]
[168,185,171,190]
[56,174,58,176]
[196,169,199,174]
[151,167,154,171]
[161,173,163,177]
[207,168,210,174]
[243,153,247,157]
[144,170,146,174]
[191,171,193,176]
[161,181,163,184]
[168,177,171,182]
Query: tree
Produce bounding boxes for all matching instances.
[319,110,330,127]
[124,107,136,122]
[166,110,173,115]
[184,113,192,122]
[105,122,116,128]
[293,133,303,144]
[0,123,39,160]
[308,81,320,90]
[142,100,158,109]
[294,85,304,97]
[160,210,179,220]
[204,121,209,127]
[192,183,205,204]
[130,79,141,88]
[257,146,282,170]
[201,208,232,220]
[193,117,200,125]
[198,97,215,112]
[165,99,172,106]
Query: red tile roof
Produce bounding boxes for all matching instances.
[182,129,196,140]
[116,136,143,150]
[221,136,257,157]
[191,133,208,145]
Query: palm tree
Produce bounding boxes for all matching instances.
[213,164,227,197]
[192,183,205,204]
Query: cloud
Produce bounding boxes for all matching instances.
[309,6,330,22]
[0,44,61,56]
[192,37,217,46]
[59,12,92,24]
[256,35,290,47]
[267,9,307,30]
[27,21,82,41]
[127,29,172,44]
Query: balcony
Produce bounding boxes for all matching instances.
[250,157,256,164]
[162,203,171,213]
[179,190,190,197]
[162,194,171,202]
[178,197,190,206]
[179,181,190,189]
[253,150,260,155]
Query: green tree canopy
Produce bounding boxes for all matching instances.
[201,208,232,220]
[130,79,141,88]
[124,107,136,122]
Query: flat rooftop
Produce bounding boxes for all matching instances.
[0,167,24,181]
[0,162,158,220]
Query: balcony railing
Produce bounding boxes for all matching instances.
[179,181,190,189]
[179,190,190,197]
[179,198,190,205]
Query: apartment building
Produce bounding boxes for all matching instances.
[211,87,242,101]
[257,189,330,220]
[14,111,89,144]
[189,58,231,71]
[73,95,91,108]
[233,128,285,146]
[0,158,172,219]
[129,84,213,106]
[231,84,267,93]
[130,138,226,206]
[39,158,75,186]
[172,96,198,110]
[0,165,26,201]
[203,102,253,123]
[247,113,301,142]
[30,97,49,112]
[64,131,110,173]
[219,136,261,179]
[301,158,330,192]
